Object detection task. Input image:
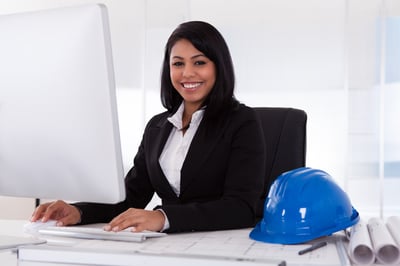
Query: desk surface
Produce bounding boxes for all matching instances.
[0,219,28,266]
[0,219,348,266]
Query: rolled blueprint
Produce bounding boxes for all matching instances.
[387,216,400,246]
[368,217,400,265]
[348,220,375,265]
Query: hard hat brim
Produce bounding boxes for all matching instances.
[249,207,360,244]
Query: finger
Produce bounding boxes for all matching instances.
[105,214,124,230]
[107,209,135,227]
[104,218,125,231]
[41,200,67,222]
[56,206,81,226]
[40,202,59,222]
[107,209,141,231]
[30,203,51,222]
[130,224,144,232]
[112,218,140,232]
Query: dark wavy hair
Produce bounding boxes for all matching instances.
[160,21,238,122]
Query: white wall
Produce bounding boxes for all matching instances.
[1,0,399,220]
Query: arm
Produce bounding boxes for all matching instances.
[73,121,158,225]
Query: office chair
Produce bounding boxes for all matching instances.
[253,107,307,218]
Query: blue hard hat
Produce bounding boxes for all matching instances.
[250,167,359,244]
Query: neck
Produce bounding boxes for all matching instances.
[183,102,201,117]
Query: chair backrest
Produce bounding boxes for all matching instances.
[253,107,307,218]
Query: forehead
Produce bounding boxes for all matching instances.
[170,39,203,58]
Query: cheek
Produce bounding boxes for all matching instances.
[205,66,217,85]
[170,70,180,84]
[206,72,216,87]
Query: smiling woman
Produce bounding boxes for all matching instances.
[3,0,397,226]
[32,21,266,234]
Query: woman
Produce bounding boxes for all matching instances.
[31,21,266,233]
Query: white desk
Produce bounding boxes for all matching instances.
[0,219,30,266]
[0,219,349,266]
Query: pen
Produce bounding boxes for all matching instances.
[298,241,327,255]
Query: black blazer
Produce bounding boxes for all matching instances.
[75,103,266,233]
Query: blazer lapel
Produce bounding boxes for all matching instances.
[147,117,177,198]
[180,121,225,195]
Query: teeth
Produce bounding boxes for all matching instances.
[183,83,201,89]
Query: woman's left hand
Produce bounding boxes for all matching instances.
[104,208,165,232]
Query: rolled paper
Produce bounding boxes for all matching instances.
[348,220,375,265]
[368,217,400,265]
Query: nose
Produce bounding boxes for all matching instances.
[182,64,195,78]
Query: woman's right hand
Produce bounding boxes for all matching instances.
[30,200,81,226]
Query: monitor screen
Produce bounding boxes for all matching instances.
[0,4,125,203]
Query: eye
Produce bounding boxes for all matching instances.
[171,61,184,67]
[194,60,206,66]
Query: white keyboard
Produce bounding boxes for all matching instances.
[38,226,166,243]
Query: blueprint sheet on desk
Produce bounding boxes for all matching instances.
[27,225,347,266]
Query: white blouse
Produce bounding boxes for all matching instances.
[158,103,204,196]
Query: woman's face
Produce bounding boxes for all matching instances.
[169,39,216,111]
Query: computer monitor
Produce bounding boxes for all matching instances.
[0,4,125,204]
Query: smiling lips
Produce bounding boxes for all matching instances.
[182,82,202,90]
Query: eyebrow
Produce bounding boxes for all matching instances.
[171,54,206,60]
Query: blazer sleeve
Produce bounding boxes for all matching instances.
[72,115,162,225]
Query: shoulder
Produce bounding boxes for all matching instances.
[207,103,260,136]
[234,103,256,115]
[204,103,258,131]
[229,103,258,123]
[145,111,170,128]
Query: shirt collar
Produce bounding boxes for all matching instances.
[167,102,205,130]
